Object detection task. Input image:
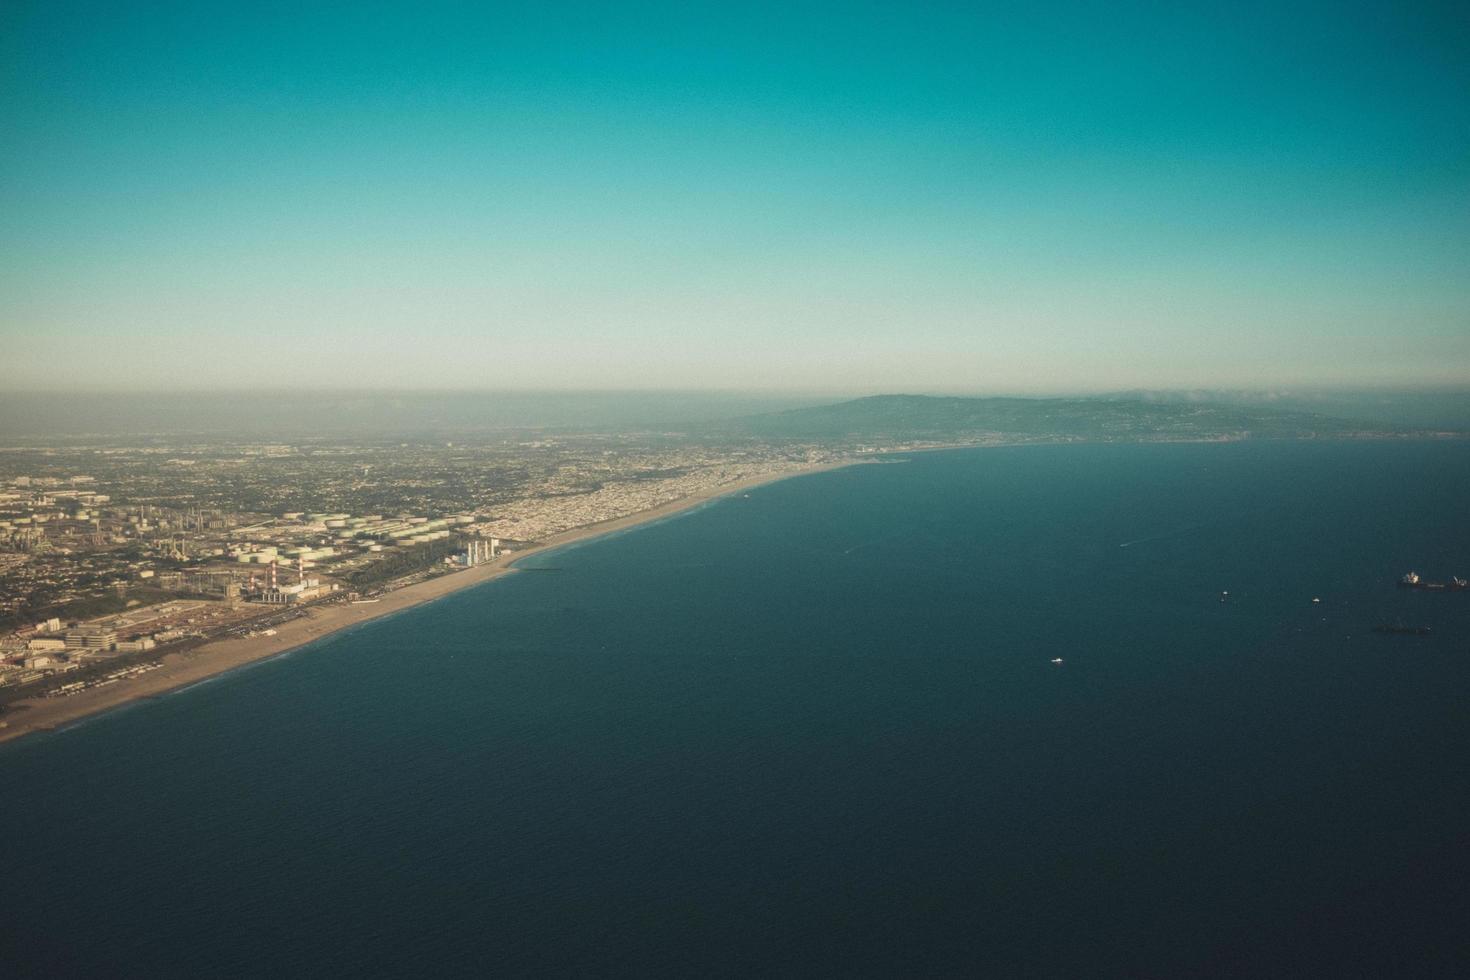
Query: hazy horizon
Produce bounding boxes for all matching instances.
[2,385,1469,439]
[4,1,1468,391]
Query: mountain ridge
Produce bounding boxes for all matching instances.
[722,393,1438,442]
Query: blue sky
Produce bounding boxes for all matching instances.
[2,1,1467,392]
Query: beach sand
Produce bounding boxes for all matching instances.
[0,462,855,746]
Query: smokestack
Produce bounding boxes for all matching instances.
[270,560,277,590]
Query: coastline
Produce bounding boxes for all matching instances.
[0,460,859,747]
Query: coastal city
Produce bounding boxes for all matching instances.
[0,432,850,716]
[6,1,1467,972]
[0,391,1421,730]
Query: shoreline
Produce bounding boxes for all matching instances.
[0,461,859,747]
[4,432,1440,748]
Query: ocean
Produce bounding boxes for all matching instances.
[4,441,1468,977]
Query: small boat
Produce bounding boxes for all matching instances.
[1050,657,1064,665]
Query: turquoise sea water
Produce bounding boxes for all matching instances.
[4,442,1469,976]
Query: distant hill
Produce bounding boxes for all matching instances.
[722,394,1411,443]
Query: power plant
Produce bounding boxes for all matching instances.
[456,537,500,567]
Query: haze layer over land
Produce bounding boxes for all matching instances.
[3,389,1467,442]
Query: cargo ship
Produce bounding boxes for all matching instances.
[1397,572,1469,592]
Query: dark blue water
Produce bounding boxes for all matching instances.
[5,442,1469,977]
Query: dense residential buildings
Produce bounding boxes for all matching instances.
[0,431,844,698]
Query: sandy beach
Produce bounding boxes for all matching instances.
[0,461,857,746]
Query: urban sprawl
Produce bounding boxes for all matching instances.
[1,434,861,702]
